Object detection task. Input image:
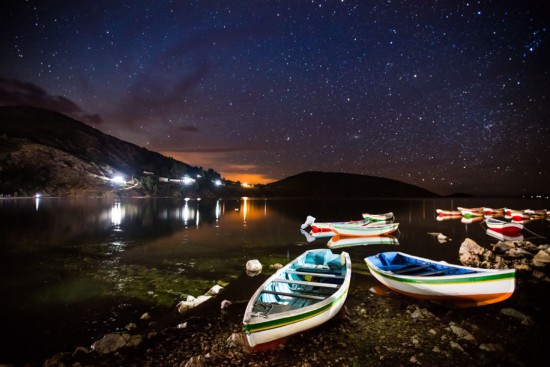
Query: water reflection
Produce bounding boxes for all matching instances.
[111,201,123,228]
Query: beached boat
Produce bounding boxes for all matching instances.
[482,207,504,217]
[365,252,515,308]
[327,235,399,249]
[362,212,394,221]
[436,209,461,217]
[330,222,399,237]
[243,249,351,349]
[485,218,523,235]
[301,215,370,238]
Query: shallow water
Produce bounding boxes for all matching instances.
[0,196,548,363]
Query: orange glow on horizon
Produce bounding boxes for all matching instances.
[160,150,277,185]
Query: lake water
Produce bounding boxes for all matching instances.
[1,197,548,364]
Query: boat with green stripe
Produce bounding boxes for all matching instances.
[365,251,515,308]
[243,249,351,349]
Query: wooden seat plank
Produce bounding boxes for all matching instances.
[272,278,339,288]
[261,290,325,300]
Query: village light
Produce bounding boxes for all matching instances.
[112,175,125,184]
[215,180,222,186]
[182,176,195,185]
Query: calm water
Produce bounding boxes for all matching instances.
[1,197,548,364]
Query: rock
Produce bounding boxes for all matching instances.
[449,324,477,344]
[246,259,262,273]
[500,308,534,326]
[177,322,188,329]
[410,306,434,320]
[437,233,451,243]
[182,355,206,367]
[43,353,69,367]
[91,333,131,354]
[72,346,90,357]
[177,295,212,313]
[269,263,283,269]
[492,241,515,253]
[459,238,489,266]
[532,250,550,267]
[126,322,137,330]
[449,341,465,353]
[504,247,532,258]
[140,312,150,320]
[221,299,232,310]
[206,284,224,296]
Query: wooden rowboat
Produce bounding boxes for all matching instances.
[243,249,351,349]
[485,217,523,235]
[330,222,399,237]
[365,252,515,308]
[362,212,394,221]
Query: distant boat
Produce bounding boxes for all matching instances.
[362,212,394,221]
[504,208,529,221]
[457,207,484,218]
[485,217,523,235]
[327,235,399,249]
[331,222,399,237]
[300,215,370,238]
[243,249,351,349]
[365,252,516,308]
[436,209,461,217]
[482,207,504,217]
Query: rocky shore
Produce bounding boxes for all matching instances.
[39,238,549,367]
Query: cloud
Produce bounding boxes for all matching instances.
[0,76,103,125]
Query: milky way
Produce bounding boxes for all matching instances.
[1,0,549,195]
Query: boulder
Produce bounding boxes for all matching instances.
[532,250,550,267]
[459,238,489,266]
[246,259,262,272]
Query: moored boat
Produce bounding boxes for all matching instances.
[330,222,399,237]
[485,217,523,235]
[482,207,504,217]
[362,212,394,221]
[504,208,529,221]
[365,251,515,308]
[243,249,351,349]
[486,229,524,242]
[301,215,370,238]
[458,207,484,218]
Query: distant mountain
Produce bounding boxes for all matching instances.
[0,106,226,197]
[261,171,438,198]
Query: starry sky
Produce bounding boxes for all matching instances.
[1,0,549,196]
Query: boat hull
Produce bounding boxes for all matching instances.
[244,287,348,348]
[331,223,399,237]
[243,250,351,348]
[365,252,515,308]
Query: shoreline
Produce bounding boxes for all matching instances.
[37,262,548,367]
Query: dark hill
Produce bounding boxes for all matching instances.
[262,171,438,198]
[0,106,225,197]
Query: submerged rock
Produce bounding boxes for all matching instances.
[246,259,262,274]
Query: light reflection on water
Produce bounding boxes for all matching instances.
[0,197,548,362]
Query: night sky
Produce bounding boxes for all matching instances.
[1,1,549,196]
